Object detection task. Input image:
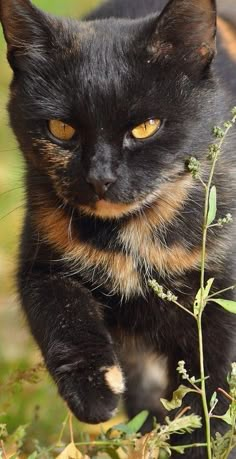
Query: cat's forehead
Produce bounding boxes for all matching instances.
[46,19,156,116]
[63,18,142,69]
[12,14,200,124]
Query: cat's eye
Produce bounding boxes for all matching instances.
[48,120,76,142]
[131,119,161,140]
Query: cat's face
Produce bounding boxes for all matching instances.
[1,0,216,219]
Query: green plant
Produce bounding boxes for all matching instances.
[149,106,236,458]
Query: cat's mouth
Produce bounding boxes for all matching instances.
[79,199,141,219]
[78,173,193,220]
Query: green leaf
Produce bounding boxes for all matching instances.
[207,185,217,225]
[126,410,149,434]
[194,288,201,317]
[110,423,131,434]
[204,278,214,298]
[211,299,236,314]
[210,391,218,410]
[160,385,195,411]
[28,453,38,459]
[171,445,186,454]
[159,450,170,459]
[194,279,215,316]
[112,411,149,435]
[9,424,28,449]
[103,448,120,459]
[219,408,232,426]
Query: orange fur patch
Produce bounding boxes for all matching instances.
[118,174,201,276]
[33,139,71,169]
[34,172,201,297]
[80,199,141,219]
[218,17,236,62]
[35,204,143,299]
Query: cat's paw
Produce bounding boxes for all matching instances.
[59,363,125,423]
[47,342,125,423]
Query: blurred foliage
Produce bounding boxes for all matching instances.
[0,0,103,443]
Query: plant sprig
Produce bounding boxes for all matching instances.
[150,107,236,459]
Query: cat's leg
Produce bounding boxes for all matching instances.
[18,270,125,423]
[124,355,169,432]
[118,338,169,431]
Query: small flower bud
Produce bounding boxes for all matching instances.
[223,121,233,129]
[213,126,224,138]
[187,157,201,178]
[148,280,178,303]
[231,107,236,118]
[177,361,190,380]
[217,213,233,227]
[208,144,220,160]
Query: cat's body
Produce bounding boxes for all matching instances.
[1,0,236,456]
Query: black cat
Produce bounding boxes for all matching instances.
[1,0,236,456]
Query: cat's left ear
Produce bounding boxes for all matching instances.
[147,0,216,73]
[0,0,53,70]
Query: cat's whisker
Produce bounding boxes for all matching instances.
[0,203,25,222]
[0,186,25,199]
[68,208,75,243]
[0,148,20,154]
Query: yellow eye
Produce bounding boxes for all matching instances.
[48,120,76,141]
[131,119,161,140]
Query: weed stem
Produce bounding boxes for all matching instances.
[69,412,74,444]
[208,285,236,299]
[198,117,235,459]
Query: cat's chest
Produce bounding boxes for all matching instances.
[35,200,202,300]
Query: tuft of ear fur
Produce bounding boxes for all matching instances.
[0,0,53,69]
[148,0,217,72]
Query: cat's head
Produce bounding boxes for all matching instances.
[1,0,217,219]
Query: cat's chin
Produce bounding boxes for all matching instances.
[78,199,142,219]
[77,187,168,219]
[77,173,193,220]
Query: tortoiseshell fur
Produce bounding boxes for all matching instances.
[1,0,236,456]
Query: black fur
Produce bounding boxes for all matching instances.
[1,0,236,456]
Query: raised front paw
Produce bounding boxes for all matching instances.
[47,342,125,424]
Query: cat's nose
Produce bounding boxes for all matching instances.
[86,174,117,198]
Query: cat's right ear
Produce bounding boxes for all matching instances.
[0,0,52,70]
[145,0,217,76]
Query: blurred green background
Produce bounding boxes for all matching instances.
[0,0,122,446]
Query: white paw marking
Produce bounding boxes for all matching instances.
[101,365,125,395]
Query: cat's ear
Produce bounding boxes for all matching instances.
[0,0,52,69]
[148,0,216,73]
